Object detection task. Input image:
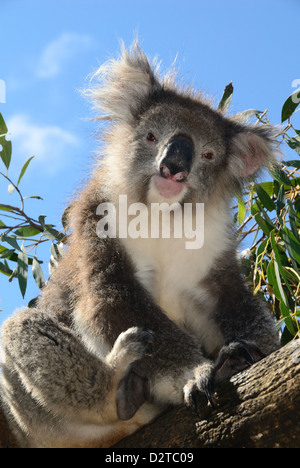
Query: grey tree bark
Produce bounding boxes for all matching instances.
[115,340,300,448]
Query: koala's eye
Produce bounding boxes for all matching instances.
[146,132,157,143]
[202,151,214,161]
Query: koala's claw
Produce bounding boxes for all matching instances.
[237,345,255,366]
[187,382,216,418]
[184,363,217,417]
[185,341,265,417]
[214,340,265,384]
[205,382,216,409]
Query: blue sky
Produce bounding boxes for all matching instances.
[0,0,300,325]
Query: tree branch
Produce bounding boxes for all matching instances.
[1,341,299,448]
[114,340,300,449]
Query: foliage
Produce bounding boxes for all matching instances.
[0,112,67,304]
[219,84,300,344]
[1,84,300,343]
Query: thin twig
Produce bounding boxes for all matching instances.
[0,204,42,232]
[0,171,24,212]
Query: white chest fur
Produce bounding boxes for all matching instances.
[120,205,231,351]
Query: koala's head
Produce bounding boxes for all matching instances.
[86,42,277,206]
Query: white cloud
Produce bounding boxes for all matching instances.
[7,114,80,174]
[37,33,93,79]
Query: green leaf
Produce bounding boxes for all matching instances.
[0,248,15,259]
[50,242,64,261]
[218,82,233,112]
[269,166,292,186]
[237,193,246,225]
[270,231,293,296]
[39,216,65,241]
[0,113,12,171]
[254,212,273,236]
[235,109,263,123]
[14,225,42,237]
[255,199,275,229]
[281,90,300,123]
[284,160,300,169]
[0,260,13,277]
[0,136,12,171]
[17,156,34,186]
[42,226,65,242]
[276,184,285,228]
[258,181,275,197]
[2,235,21,251]
[256,237,269,260]
[267,259,294,335]
[23,195,43,201]
[38,215,46,228]
[286,135,300,155]
[255,183,276,212]
[28,297,39,308]
[0,113,8,135]
[282,227,300,268]
[17,246,28,298]
[0,205,15,212]
[287,201,300,241]
[32,256,45,289]
[267,261,280,299]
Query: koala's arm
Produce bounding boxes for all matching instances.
[204,251,280,383]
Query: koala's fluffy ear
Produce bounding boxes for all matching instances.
[229,125,278,179]
[85,41,162,122]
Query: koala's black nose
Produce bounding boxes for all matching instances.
[160,136,193,181]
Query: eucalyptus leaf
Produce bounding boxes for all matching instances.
[218,82,233,112]
[32,256,45,289]
[0,248,15,259]
[14,226,42,237]
[269,166,292,186]
[0,113,12,170]
[0,205,15,212]
[17,246,28,298]
[235,109,262,123]
[42,226,65,242]
[2,235,21,252]
[270,231,294,296]
[255,183,276,212]
[281,90,300,123]
[254,212,273,236]
[0,260,13,277]
[17,156,35,186]
[0,113,8,135]
[282,227,300,269]
[237,193,246,225]
[284,160,300,169]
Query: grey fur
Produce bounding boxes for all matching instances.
[0,42,279,448]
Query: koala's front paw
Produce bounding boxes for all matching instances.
[111,327,154,421]
[106,327,154,372]
[213,340,265,384]
[183,362,216,416]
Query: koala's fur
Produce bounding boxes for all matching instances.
[0,42,279,448]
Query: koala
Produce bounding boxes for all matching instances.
[0,42,280,448]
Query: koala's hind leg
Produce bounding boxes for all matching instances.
[0,308,153,447]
